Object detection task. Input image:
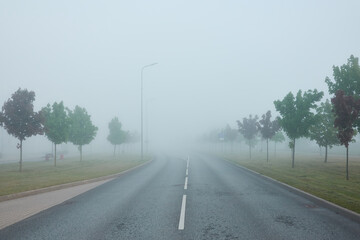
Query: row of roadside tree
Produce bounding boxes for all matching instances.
[0,89,138,172]
[203,55,360,180]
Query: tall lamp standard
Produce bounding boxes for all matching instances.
[141,63,158,160]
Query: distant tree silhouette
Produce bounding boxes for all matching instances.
[237,115,258,159]
[257,111,280,162]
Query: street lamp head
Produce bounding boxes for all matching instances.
[142,62,158,69]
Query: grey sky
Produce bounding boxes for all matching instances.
[1,0,360,153]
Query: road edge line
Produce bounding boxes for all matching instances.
[216,155,360,224]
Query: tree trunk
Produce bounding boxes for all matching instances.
[324,145,328,163]
[80,145,83,161]
[19,140,23,172]
[249,139,252,160]
[266,138,269,162]
[54,143,57,167]
[292,138,295,168]
[275,142,277,158]
[346,146,349,180]
[113,145,116,157]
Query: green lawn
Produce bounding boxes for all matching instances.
[219,151,360,214]
[0,154,149,196]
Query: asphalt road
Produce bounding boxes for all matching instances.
[1,153,360,240]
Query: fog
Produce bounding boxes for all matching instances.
[1,1,360,159]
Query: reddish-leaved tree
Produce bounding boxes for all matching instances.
[331,90,360,180]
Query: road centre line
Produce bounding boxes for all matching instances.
[184,177,188,190]
[186,168,188,176]
[178,195,187,230]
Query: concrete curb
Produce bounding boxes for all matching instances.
[0,159,152,203]
[219,157,360,224]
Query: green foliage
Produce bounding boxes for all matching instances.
[257,111,280,140]
[42,101,70,145]
[68,106,98,160]
[325,55,360,131]
[309,100,339,148]
[107,117,127,146]
[325,55,360,97]
[274,89,323,140]
[271,131,285,143]
[0,88,43,172]
[0,88,43,141]
[257,111,280,162]
[274,89,323,167]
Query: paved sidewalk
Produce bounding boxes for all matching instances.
[0,178,113,230]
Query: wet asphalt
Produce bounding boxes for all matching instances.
[1,153,360,240]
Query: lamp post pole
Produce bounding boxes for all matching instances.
[141,63,157,160]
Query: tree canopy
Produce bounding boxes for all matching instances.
[309,100,339,162]
[42,101,70,166]
[68,106,98,161]
[107,117,127,156]
[325,55,360,131]
[0,88,43,171]
[237,115,258,159]
[257,111,280,162]
[325,55,360,97]
[331,90,360,180]
[274,89,323,167]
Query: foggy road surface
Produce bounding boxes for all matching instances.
[1,154,360,240]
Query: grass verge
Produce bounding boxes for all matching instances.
[0,154,149,196]
[218,152,360,214]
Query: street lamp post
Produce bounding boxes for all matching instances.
[141,63,157,160]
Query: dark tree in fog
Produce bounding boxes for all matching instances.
[42,101,70,167]
[224,124,238,152]
[309,100,339,163]
[274,89,323,168]
[107,117,127,156]
[237,115,258,159]
[257,111,280,162]
[325,55,360,130]
[331,90,360,180]
[68,106,98,161]
[0,88,43,172]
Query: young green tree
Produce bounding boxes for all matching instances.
[325,55,360,97]
[331,90,360,180]
[107,117,126,156]
[309,100,339,163]
[237,115,258,159]
[274,89,323,168]
[42,101,70,167]
[257,111,280,162]
[0,88,43,172]
[68,106,98,161]
[270,131,285,157]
